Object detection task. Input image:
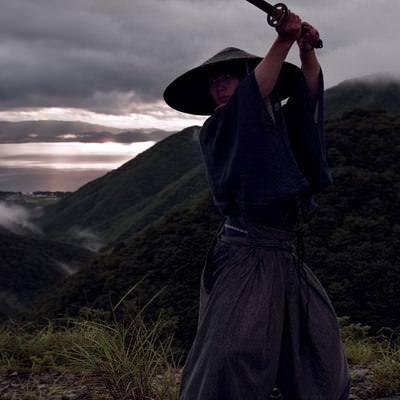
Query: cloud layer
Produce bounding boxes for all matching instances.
[1,0,399,119]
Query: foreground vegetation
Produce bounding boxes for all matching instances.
[0,312,399,399]
[0,307,181,400]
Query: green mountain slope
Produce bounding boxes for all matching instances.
[98,164,208,246]
[0,229,94,319]
[33,110,400,348]
[38,126,202,245]
[325,75,400,119]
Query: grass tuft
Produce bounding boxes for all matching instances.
[65,312,180,400]
[370,337,400,397]
[340,316,400,397]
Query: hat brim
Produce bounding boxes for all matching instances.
[163,58,302,115]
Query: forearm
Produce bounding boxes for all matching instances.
[254,11,301,99]
[300,49,321,105]
[254,37,294,98]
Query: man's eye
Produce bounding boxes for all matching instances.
[208,73,234,88]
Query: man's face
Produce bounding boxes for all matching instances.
[208,72,241,108]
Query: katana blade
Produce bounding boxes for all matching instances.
[245,0,275,15]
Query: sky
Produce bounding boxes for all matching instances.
[1,0,400,132]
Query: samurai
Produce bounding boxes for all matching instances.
[163,8,351,400]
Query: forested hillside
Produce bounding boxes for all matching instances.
[306,109,400,330]
[0,229,94,319]
[32,110,400,349]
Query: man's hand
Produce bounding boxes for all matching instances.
[296,22,321,105]
[275,11,302,44]
[298,22,320,53]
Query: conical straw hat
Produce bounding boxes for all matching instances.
[163,47,301,115]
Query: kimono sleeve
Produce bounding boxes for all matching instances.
[283,71,333,194]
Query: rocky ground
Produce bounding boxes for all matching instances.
[348,366,399,400]
[0,370,111,400]
[0,366,399,400]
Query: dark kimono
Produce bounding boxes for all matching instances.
[179,71,350,400]
[199,70,332,228]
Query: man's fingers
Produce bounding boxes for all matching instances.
[276,9,304,42]
[301,22,319,38]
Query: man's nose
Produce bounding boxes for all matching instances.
[215,78,227,91]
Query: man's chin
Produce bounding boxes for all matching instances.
[217,97,229,105]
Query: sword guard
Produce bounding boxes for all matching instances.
[267,3,288,27]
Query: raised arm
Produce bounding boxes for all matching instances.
[297,22,322,105]
[254,11,302,98]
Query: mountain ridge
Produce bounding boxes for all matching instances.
[325,74,400,119]
[36,126,203,247]
[0,120,171,143]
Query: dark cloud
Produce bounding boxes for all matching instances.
[0,0,399,115]
[0,0,176,112]
[0,0,285,113]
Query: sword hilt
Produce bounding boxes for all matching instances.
[247,0,324,49]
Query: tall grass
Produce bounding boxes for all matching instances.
[66,311,180,400]
[370,332,400,397]
[0,299,181,400]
